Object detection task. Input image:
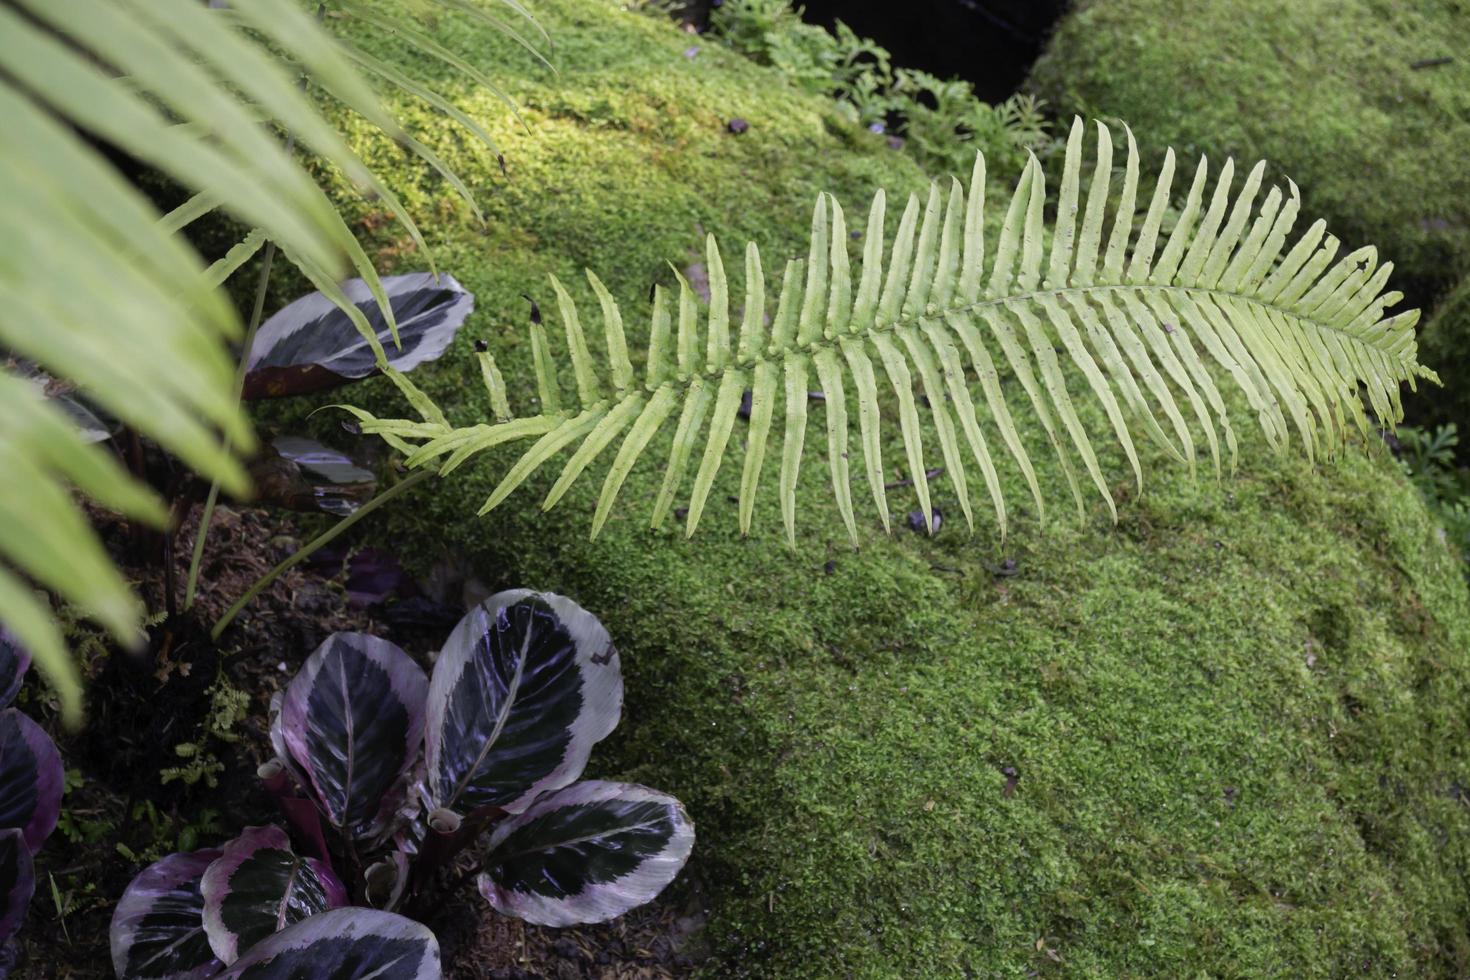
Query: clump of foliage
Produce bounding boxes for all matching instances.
[110,591,693,978]
[704,0,1053,175]
[348,119,1429,546]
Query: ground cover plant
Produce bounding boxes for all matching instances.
[109,590,691,977]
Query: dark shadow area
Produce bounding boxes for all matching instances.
[792,0,1072,102]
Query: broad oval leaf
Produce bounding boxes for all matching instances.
[0,830,33,946]
[243,273,473,400]
[280,633,428,842]
[425,591,623,815]
[0,708,62,853]
[478,781,694,927]
[201,826,347,965]
[0,630,29,709]
[110,849,222,980]
[213,907,439,980]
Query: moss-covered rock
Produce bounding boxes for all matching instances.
[1415,279,1470,428]
[1028,0,1470,297]
[252,1,1470,975]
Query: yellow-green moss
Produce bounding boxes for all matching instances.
[1028,0,1470,297]
[248,1,1470,974]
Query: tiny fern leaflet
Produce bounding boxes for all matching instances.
[352,118,1434,545]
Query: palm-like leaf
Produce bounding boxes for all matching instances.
[359,120,1429,545]
[0,0,542,719]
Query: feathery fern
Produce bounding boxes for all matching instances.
[353,118,1434,545]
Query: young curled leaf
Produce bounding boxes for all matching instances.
[279,633,428,843]
[478,781,694,927]
[110,849,223,980]
[0,830,32,947]
[201,826,347,965]
[212,907,440,980]
[425,591,622,816]
[244,273,474,400]
[0,708,62,853]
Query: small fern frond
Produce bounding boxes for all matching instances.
[356,118,1433,546]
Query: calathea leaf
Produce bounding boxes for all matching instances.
[201,826,347,964]
[248,437,376,517]
[0,708,62,853]
[478,781,694,927]
[425,591,623,815]
[279,633,428,842]
[0,830,32,946]
[109,849,222,980]
[0,630,29,710]
[212,907,440,980]
[243,273,473,400]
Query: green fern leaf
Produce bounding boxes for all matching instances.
[358,118,1435,546]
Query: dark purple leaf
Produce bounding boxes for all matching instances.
[425,591,622,816]
[478,781,694,927]
[110,849,223,980]
[279,634,428,842]
[342,550,416,607]
[212,908,439,980]
[243,273,474,400]
[0,831,32,947]
[0,631,29,710]
[201,826,346,964]
[0,709,61,853]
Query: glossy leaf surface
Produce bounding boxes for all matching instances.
[201,827,346,964]
[213,907,440,980]
[0,708,61,853]
[279,633,427,841]
[243,274,473,399]
[479,781,694,927]
[110,849,222,980]
[425,591,622,815]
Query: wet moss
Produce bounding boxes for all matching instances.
[255,1,1470,974]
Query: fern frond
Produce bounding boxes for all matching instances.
[358,118,1433,546]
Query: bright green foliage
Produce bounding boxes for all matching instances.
[1028,0,1470,294]
[352,117,1431,548]
[269,2,1470,975]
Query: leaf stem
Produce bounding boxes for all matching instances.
[184,240,279,610]
[210,469,430,641]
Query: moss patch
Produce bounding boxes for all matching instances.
[251,1,1470,975]
[1414,278,1470,429]
[1028,0,1470,298]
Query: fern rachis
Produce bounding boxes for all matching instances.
[353,117,1433,545]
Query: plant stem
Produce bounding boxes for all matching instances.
[210,469,431,641]
[184,240,279,610]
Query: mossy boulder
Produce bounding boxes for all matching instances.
[1028,0,1470,297]
[1415,279,1470,428]
[253,1,1470,975]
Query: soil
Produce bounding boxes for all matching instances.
[14,500,701,978]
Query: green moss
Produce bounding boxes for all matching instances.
[1414,279,1470,428]
[252,1,1470,974]
[1028,0,1470,297]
